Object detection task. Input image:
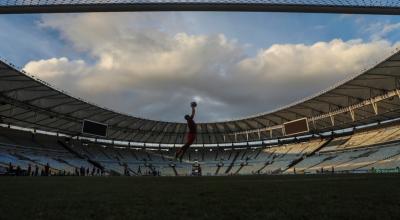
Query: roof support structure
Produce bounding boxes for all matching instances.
[2,50,400,145]
[1,1,400,14]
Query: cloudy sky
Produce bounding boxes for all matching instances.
[1,12,400,122]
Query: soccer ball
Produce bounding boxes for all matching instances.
[191,102,197,107]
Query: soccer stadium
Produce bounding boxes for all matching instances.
[1,1,400,219]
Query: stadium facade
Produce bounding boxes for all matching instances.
[1,49,400,146]
[1,1,400,176]
[2,47,400,176]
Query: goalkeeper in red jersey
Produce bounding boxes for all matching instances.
[175,102,197,162]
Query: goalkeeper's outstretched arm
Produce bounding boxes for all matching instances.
[190,106,196,119]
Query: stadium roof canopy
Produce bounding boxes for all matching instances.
[2,49,400,145]
[1,0,400,14]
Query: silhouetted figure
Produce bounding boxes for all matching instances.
[124,164,129,176]
[16,165,21,176]
[97,168,100,176]
[175,102,197,162]
[34,165,39,176]
[8,162,13,173]
[86,167,90,176]
[45,163,50,176]
[80,166,85,176]
[75,167,79,176]
[27,164,32,176]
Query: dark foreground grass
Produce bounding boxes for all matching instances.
[1,174,400,220]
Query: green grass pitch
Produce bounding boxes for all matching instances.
[1,174,400,220]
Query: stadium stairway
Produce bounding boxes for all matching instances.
[214,149,220,161]
[254,149,262,159]
[215,163,223,175]
[284,138,333,173]
[57,140,104,170]
[170,164,178,176]
[299,155,337,173]
[234,163,245,175]
[240,149,248,160]
[98,148,112,160]
[256,161,271,174]
[128,167,138,176]
[327,150,377,171]
[355,148,400,170]
[224,151,240,174]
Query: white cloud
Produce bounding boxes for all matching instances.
[24,57,87,79]
[366,22,400,40]
[23,13,400,122]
